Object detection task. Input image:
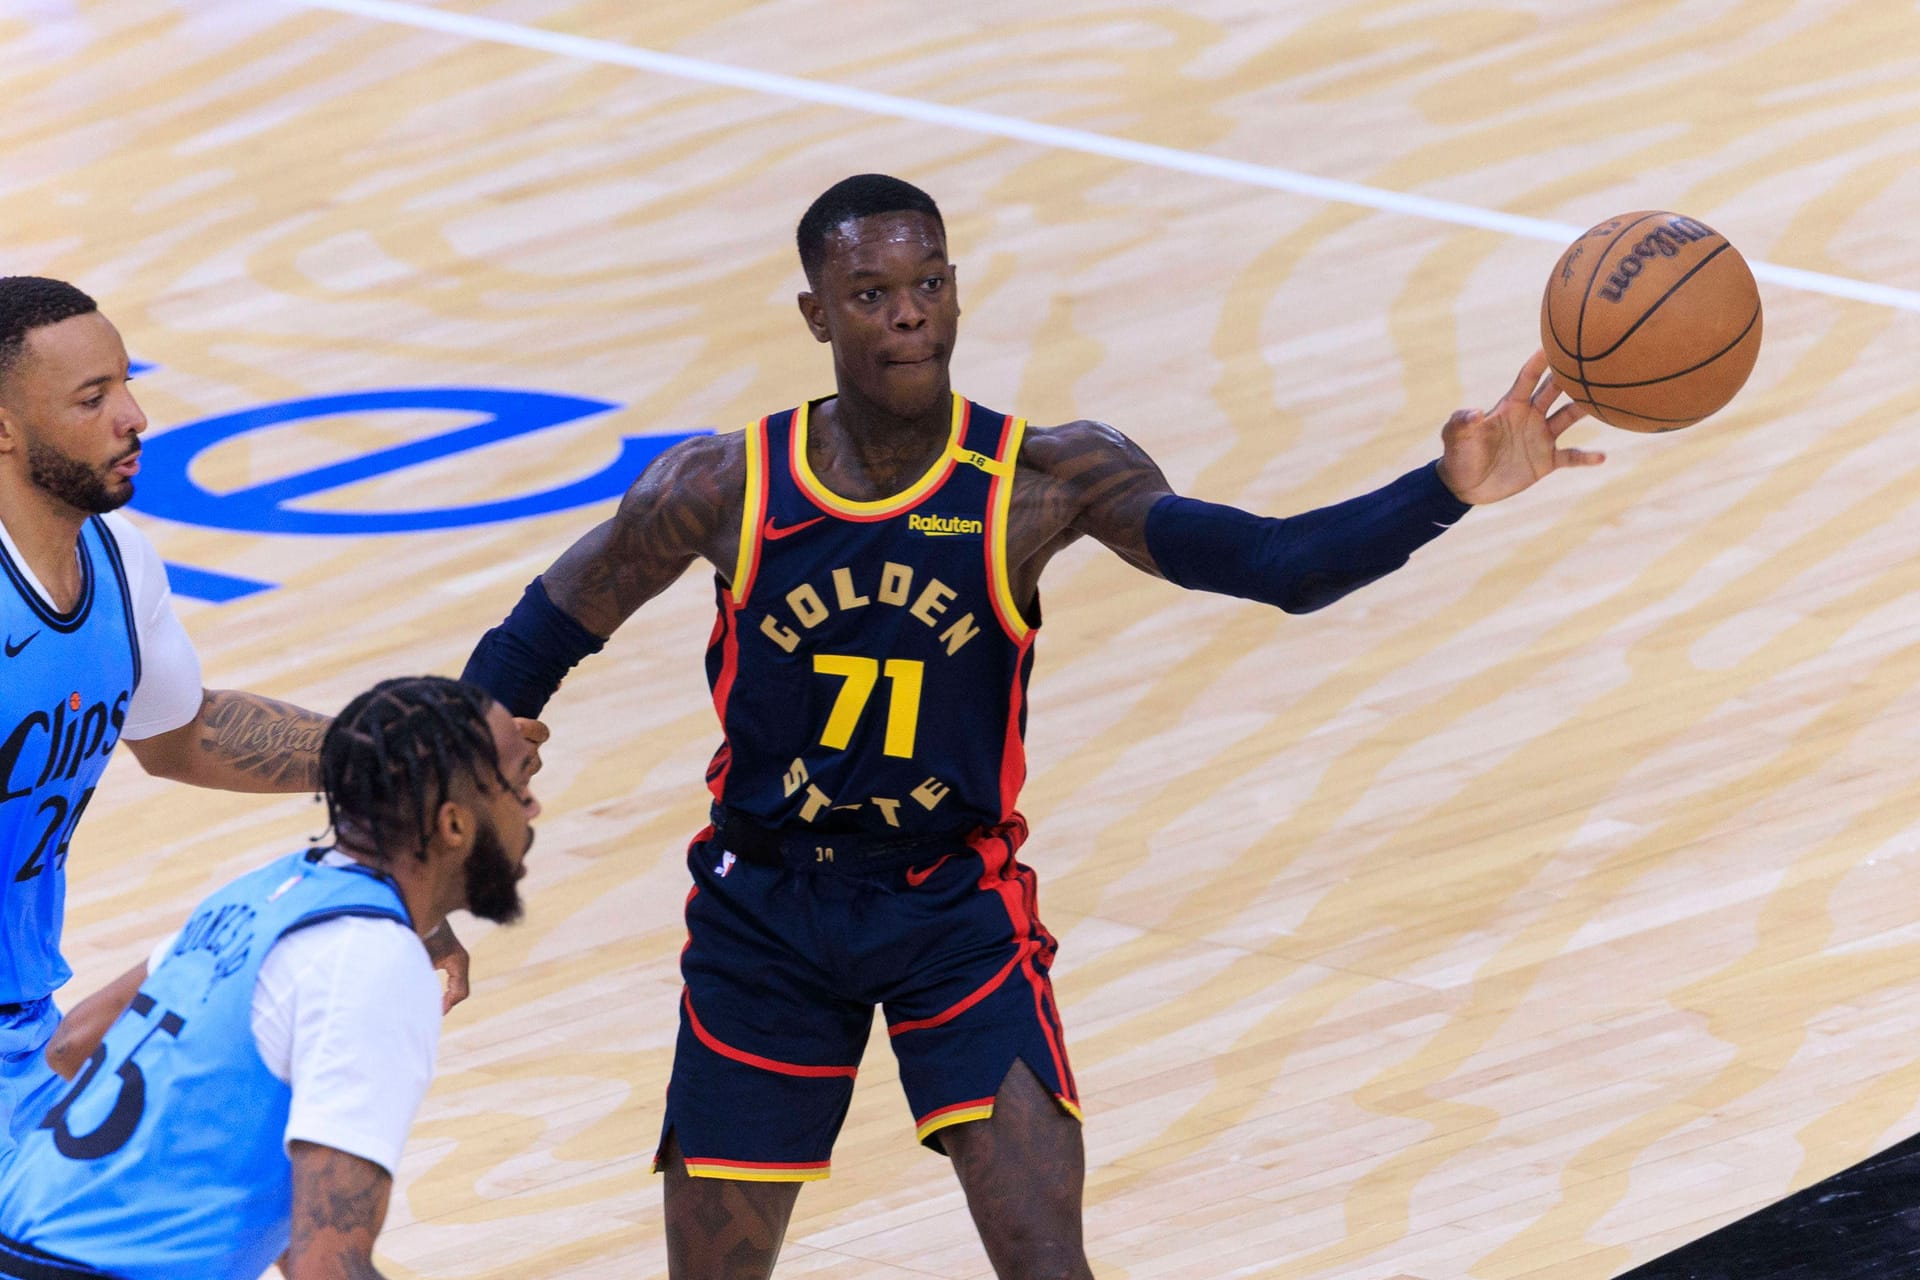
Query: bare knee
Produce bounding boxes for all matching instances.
[943,1063,1092,1280]
[661,1131,801,1280]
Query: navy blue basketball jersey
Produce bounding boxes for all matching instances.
[704,394,1036,836]
[0,517,140,1004]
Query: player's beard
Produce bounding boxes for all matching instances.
[463,819,527,925]
[28,436,133,514]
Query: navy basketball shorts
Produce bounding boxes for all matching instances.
[652,816,1079,1183]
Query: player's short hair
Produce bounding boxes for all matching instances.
[0,277,98,386]
[796,174,944,286]
[320,676,506,862]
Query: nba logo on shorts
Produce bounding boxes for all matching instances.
[714,850,736,877]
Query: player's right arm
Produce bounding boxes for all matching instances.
[283,1142,394,1280]
[463,431,746,715]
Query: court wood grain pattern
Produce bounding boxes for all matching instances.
[8,1,1920,1276]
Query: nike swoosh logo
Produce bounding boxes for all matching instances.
[763,516,827,541]
[4,631,38,658]
[904,855,952,887]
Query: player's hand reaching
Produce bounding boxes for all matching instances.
[425,920,471,1013]
[513,716,550,777]
[1435,350,1603,505]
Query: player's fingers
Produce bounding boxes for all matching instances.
[1531,370,1564,416]
[1506,349,1549,403]
[1555,447,1606,468]
[1546,400,1591,438]
[441,967,470,1013]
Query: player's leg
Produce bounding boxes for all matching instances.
[658,1130,800,1280]
[654,832,873,1279]
[882,824,1089,1278]
[940,1061,1092,1280]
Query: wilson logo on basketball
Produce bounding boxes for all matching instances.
[1596,216,1716,303]
[907,514,983,537]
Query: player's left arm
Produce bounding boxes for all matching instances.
[1047,350,1600,612]
[44,960,147,1079]
[283,1142,395,1280]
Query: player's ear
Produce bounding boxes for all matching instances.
[433,799,474,852]
[796,290,831,344]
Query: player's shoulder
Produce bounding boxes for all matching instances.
[647,425,748,486]
[268,912,434,995]
[1016,418,1133,473]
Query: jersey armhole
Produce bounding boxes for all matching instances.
[729,417,770,606]
[984,415,1033,642]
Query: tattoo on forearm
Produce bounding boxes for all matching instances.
[288,1144,391,1279]
[198,690,329,790]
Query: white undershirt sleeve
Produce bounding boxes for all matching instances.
[101,513,204,741]
[270,915,441,1176]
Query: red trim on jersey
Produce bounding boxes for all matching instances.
[969,826,1077,1105]
[682,989,860,1079]
[998,633,1033,818]
[706,605,742,802]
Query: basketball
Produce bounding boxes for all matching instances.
[1540,211,1763,432]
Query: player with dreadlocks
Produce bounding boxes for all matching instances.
[0,675,541,1280]
[0,275,480,1157]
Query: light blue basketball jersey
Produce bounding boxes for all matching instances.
[0,849,413,1280]
[0,517,141,1004]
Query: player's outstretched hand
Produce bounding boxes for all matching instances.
[514,716,550,777]
[425,920,471,1014]
[1435,350,1603,505]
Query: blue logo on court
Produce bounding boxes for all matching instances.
[133,387,708,602]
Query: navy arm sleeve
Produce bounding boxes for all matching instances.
[1143,461,1471,614]
[461,577,606,717]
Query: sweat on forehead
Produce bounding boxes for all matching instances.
[795,173,944,284]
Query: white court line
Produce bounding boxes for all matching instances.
[291,0,1920,315]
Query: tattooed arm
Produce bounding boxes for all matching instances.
[125,689,328,793]
[543,431,747,636]
[463,432,746,717]
[283,1142,394,1280]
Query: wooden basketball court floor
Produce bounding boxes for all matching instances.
[10,0,1920,1275]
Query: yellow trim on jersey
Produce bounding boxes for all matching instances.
[986,415,1033,640]
[1057,1096,1084,1123]
[683,1162,832,1183]
[730,417,767,605]
[792,394,965,518]
[916,1103,996,1144]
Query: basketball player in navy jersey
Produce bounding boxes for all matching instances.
[464,174,1602,1279]
[0,278,473,1155]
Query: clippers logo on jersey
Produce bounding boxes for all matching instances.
[0,689,131,803]
[0,516,141,1003]
[703,395,1038,837]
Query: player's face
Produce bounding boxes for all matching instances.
[463,703,540,924]
[0,313,146,515]
[801,211,959,421]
